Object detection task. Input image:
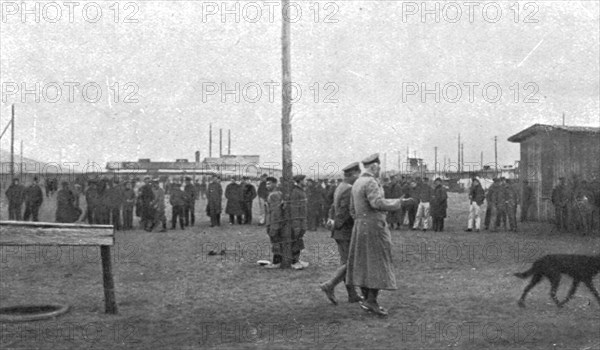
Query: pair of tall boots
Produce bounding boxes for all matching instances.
[319,264,363,305]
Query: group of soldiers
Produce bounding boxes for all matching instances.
[380,176,449,232]
[467,177,525,233]
[551,176,600,232]
[4,177,45,221]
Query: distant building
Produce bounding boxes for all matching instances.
[508,124,600,221]
[106,155,282,180]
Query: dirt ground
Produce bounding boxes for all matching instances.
[1,192,599,349]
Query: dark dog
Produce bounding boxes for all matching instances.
[514,254,600,307]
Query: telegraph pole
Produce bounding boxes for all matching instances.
[494,136,498,174]
[11,104,15,177]
[434,146,438,176]
[209,123,212,157]
[280,0,293,269]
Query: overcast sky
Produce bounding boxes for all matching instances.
[1,1,598,176]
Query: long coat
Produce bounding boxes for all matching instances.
[328,181,354,241]
[430,184,448,218]
[207,182,223,215]
[225,182,243,215]
[346,171,402,290]
[56,189,80,223]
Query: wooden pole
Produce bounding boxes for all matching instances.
[280,0,294,269]
[434,146,437,177]
[20,140,23,177]
[100,245,118,314]
[494,136,498,174]
[457,133,460,174]
[10,104,15,177]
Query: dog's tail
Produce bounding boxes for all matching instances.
[514,268,534,279]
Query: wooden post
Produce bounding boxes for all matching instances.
[100,245,118,314]
[11,104,15,177]
[280,0,293,269]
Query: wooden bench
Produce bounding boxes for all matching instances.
[0,221,118,314]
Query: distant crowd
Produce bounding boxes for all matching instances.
[3,172,598,234]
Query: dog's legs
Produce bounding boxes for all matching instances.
[583,279,600,306]
[518,274,542,307]
[558,280,579,307]
[548,274,562,307]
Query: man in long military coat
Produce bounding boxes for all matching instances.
[346,153,403,316]
[225,177,244,224]
[207,175,223,227]
[5,177,24,220]
[320,162,363,304]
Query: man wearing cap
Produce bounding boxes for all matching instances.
[122,181,136,230]
[466,178,485,232]
[265,177,283,268]
[320,162,363,305]
[430,177,448,232]
[346,153,403,316]
[169,180,186,230]
[290,175,309,270]
[207,175,223,227]
[183,177,197,227]
[241,176,257,224]
[412,177,433,231]
[305,179,320,231]
[505,179,519,232]
[257,174,269,225]
[5,177,25,220]
[225,176,244,225]
[23,177,44,222]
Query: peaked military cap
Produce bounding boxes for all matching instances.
[293,174,306,182]
[342,161,361,174]
[361,153,380,166]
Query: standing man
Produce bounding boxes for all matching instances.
[56,181,80,223]
[413,177,432,231]
[5,177,24,220]
[484,178,499,230]
[151,179,167,232]
[225,176,243,225]
[521,180,533,222]
[400,178,418,229]
[290,175,309,270]
[306,179,320,231]
[241,176,257,224]
[122,181,136,230]
[183,177,196,227]
[84,180,99,224]
[207,175,223,227]
[106,180,123,231]
[139,176,155,231]
[264,177,283,268]
[551,177,568,231]
[319,162,363,304]
[505,179,518,232]
[169,180,186,230]
[23,177,44,222]
[257,174,269,225]
[346,153,403,316]
[466,178,485,232]
[430,177,448,232]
